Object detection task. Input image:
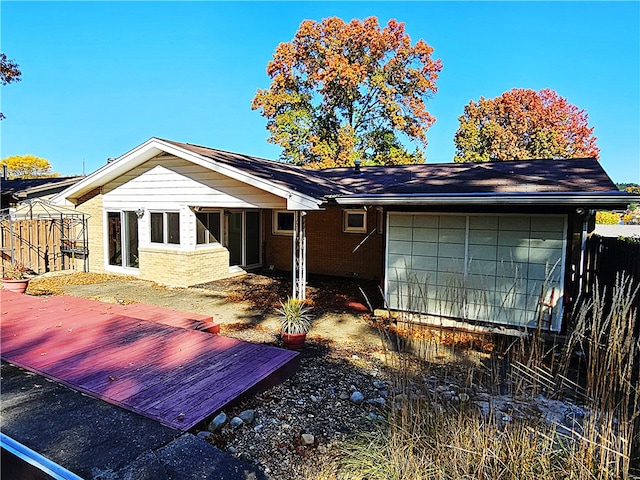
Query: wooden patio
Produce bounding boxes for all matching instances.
[0,290,299,431]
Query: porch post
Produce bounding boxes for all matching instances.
[292,211,307,300]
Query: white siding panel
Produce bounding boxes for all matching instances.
[103,158,287,210]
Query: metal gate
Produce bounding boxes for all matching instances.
[1,200,89,275]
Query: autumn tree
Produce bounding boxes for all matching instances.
[0,53,22,121]
[454,88,599,163]
[1,155,59,179]
[252,17,442,168]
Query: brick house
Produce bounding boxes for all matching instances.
[52,137,637,333]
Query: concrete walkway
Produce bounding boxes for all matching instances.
[1,362,266,479]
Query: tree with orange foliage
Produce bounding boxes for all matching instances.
[252,17,442,168]
[454,88,599,163]
[1,53,22,121]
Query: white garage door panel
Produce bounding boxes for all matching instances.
[386,213,567,331]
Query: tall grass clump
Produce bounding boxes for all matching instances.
[562,273,640,478]
[323,271,639,480]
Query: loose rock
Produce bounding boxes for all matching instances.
[208,412,227,432]
[230,416,244,429]
[239,409,255,424]
[301,433,315,446]
[350,391,365,404]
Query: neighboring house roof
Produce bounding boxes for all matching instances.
[1,176,84,209]
[594,224,640,238]
[51,137,639,210]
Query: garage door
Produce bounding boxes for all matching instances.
[386,213,567,331]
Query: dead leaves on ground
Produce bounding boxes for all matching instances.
[28,273,133,296]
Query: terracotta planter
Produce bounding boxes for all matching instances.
[2,278,30,294]
[282,332,307,351]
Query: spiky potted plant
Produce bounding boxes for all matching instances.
[277,297,312,351]
[2,261,32,293]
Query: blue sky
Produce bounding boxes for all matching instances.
[1,1,638,183]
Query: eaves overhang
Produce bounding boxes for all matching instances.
[50,138,324,211]
[330,191,640,210]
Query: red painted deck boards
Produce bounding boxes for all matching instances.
[0,290,299,430]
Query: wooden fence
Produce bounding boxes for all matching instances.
[584,234,640,318]
[1,218,88,276]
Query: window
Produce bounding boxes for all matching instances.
[196,212,221,245]
[273,211,295,235]
[150,212,180,245]
[343,210,367,233]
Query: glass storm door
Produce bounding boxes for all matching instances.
[108,211,139,268]
[228,213,243,266]
[227,211,261,267]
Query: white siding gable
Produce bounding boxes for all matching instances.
[102,156,287,211]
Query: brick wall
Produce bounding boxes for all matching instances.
[264,208,384,279]
[74,189,104,273]
[138,246,230,287]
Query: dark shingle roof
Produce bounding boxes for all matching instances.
[319,158,617,195]
[164,140,617,198]
[1,176,84,196]
[161,139,350,199]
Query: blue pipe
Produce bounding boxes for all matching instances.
[1,432,85,480]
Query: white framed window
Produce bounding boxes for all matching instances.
[273,210,295,235]
[196,211,221,245]
[343,209,367,233]
[150,211,180,245]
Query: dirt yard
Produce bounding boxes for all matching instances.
[28,269,385,349]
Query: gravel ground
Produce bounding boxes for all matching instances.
[26,271,399,478]
[25,271,583,479]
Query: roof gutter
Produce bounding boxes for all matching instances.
[331,192,639,208]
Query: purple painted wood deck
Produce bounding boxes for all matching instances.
[0,290,299,431]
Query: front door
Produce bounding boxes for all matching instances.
[227,211,261,267]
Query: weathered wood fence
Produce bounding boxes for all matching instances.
[584,234,640,318]
[1,217,88,275]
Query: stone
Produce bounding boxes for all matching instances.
[372,380,387,389]
[350,391,365,404]
[239,409,255,424]
[368,397,386,406]
[197,431,213,440]
[476,401,491,416]
[230,416,244,429]
[207,412,227,433]
[301,433,315,446]
[317,445,328,454]
[310,395,321,403]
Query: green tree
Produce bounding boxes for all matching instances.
[454,88,599,163]
[252,17,442,168]
[1,155,59,179]
[1,53,22,121]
